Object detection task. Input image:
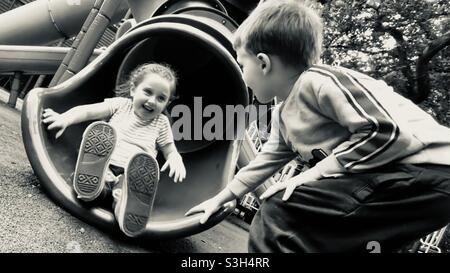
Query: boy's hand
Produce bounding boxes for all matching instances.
[42,108,69,139]
[161,152,186,183]
[260,167,321,201]
[185,197,222,224]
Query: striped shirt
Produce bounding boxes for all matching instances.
[105,97,173,168]
[228,65,450,197]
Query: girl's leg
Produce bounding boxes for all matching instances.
[73,121,116,202]
[114,153,160,237]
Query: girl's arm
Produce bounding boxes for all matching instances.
[42,102,112,138]
[52,102,112,125]
[160,142,178,159]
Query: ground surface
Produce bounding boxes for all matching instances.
[0,101,248,253]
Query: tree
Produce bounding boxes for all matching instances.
[319,0,450,125]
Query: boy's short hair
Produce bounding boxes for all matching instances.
[233,0,323,69]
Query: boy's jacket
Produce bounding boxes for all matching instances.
[228,65,450,197]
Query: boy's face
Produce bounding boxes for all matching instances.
[236,47,274,103]
[131,74,171,121]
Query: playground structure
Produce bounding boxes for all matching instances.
[0,0,262,240]
[0,0,447,250]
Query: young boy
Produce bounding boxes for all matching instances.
[186,0,450,252]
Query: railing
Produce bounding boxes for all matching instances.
[418,226,448,253]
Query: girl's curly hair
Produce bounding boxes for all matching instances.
[115,62,178,99]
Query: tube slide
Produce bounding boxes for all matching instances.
[22,3,249,239]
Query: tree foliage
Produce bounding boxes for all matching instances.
[319,0,450,126]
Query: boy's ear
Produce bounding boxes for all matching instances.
[256,53,271,75]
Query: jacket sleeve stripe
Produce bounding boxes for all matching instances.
[310,66,399,170]
[347,74,400,168]
[309,68,378,155]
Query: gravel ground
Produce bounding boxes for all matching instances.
[0,101,248,253]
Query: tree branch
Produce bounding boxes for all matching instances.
[330,44,390,55]
[374,13,417,100]
[416,30,450,103]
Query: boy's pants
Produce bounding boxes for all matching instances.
[248,163,450,252]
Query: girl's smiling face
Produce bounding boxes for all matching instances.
[131,74,172,121]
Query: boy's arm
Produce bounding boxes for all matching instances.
[186,106,296,223]
[226,105,297,198]
[185,186,236,224]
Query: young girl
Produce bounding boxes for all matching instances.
[43,63,186,237]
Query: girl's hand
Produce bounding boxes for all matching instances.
[161,152,186,183]
[42,108,69,139]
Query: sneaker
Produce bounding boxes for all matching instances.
[73,121,116,201]
[116,152,160,237]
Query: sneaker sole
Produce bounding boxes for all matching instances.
[122,153,159,237]
[73,121,116,201]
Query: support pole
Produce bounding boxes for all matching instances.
[7,72,22,108]
[51,0,123,86]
